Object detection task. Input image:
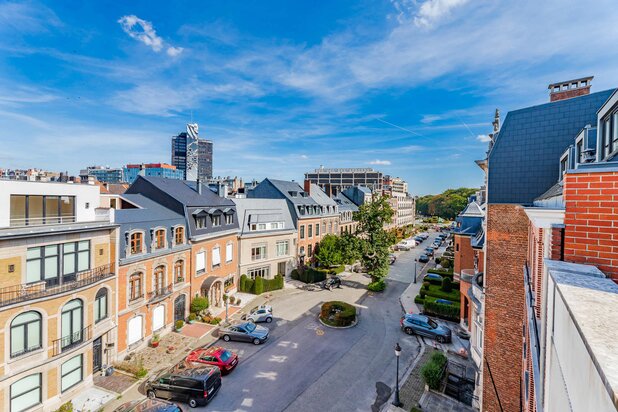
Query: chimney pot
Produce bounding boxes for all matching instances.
[304,179,311,195]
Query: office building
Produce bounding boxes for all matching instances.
[304,167,383,195]
[171,123,213,182]
[82,166,124,184]
[123,163,184,184]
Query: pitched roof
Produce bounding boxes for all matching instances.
[535,181,563,202]
[115,194,185,224]
[309,183,337,207]
[459,201,484,218]
[232,198,295,236]
[261,179,317,206]
[488,89,615,204]
[135,176,234,207]
[333,192,359,212]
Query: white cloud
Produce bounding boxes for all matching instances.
[414,0,470,28]
[369,159,392,165]
[300,154,308,159]
[476,134,491,143]
[118,15,163,52]
[421,114,442,124]
[166,46,183,57]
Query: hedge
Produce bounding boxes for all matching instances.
[427,268,454,277]
[297,267,329,284]
[423,300,460,322]
[320,301,356,327]
[421,351,447,389]
[423,284,460,301]
[414,295,425,304]
[367,280,386,292]
[423,275,445,286]
[291,269,300,280]
[239,274,284,294]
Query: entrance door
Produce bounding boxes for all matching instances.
[93,337,102,373]
[128,316,143,346]
[152,305,165,332]
[278,261,286,276]
[174,295,186,322]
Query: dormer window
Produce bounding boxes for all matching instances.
[196,216,207,229]
[154,229,165,249]
[289,191,298,197]
[130,232,143,255]
[225,214,233,225]
[212,215,221,227]
[174,227,184,245]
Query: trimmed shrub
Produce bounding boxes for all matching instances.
[190,296,209,313]
[240,274,255,293]
[441,277,452,293]
[423,301,459,322]
[419,289,426,299]
[240,274,284,294]
[428,268,454,276]
[254,276,265,295]
[423,284,460,301]
[367,280,386,292]
[424,275,444,286]
[421,351,447,389]
[240,274,247,291]
[291,269,300,280]
[332,265,346,274]
[298,267,328,284]
[414,295,425,304]
[440,258,453,270]
[175,320,185,329]
[320,301,356,327]
[423,281,431,291]
[188,313,197,322]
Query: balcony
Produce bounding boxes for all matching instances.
[52,325,92,357]
[10,215,76,227]
[0,264,114,308]
[148,284,173,303]
[460,269,475,283]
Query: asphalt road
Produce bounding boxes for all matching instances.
[194,233,443,412]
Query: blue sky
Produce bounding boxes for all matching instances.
[2,0,618,195]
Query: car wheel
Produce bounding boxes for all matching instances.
[253,338,261,345]
[248,318,255,323]
[404,327,414,335]
[436,336,445,343]
[147,390,156,399]
[265,317,273,323]
[223,334,231,342]
[188,398,198,408]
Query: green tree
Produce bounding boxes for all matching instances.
[337,232,363,264]
[416,187,477,220]
[354,195,395,283]
[314,234,343,267]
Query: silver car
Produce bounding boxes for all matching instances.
[218,322,269,345]
[241,305,273,323]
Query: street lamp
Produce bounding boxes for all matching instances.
[413,259,418,284]
[393,342,403,407]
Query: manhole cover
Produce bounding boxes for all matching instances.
[316,328,325,336]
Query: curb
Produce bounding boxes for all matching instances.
[317,316,358,329]
[380,342,427,412]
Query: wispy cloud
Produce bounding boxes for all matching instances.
[476,134,491,143]
[413,0,470,28]
[0,2,61,34]
[369,159,392,165]
[118,15,183,57]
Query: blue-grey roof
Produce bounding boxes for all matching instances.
[342,186,371,207]
[333,193,359,212]
[309,183,337,209]
[488,89,615,204]
[232,198,296,236]
[249,179,317,206]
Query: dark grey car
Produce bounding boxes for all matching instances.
[218,322,269,345]
[401,314,452,343]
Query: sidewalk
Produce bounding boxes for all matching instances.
[399,260,435,314]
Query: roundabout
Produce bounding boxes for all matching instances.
[319,301,358,328]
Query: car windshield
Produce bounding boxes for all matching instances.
[428,319,438,329]
[220,350,232,362]
[250,306,259,314]
[245,323,256,332]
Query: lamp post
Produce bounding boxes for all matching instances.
[413,259,418,284]
[393,342,402,407]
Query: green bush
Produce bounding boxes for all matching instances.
[423,281,431,290]
[190,296,209,313]
[423,283,460,301]
[54,402,74,412]
[240,274,255,293]
[367,280,386,292]
[421,351,447,389]
[441,277,452,293]
[240,274,247,290]
[428,268,454,276]
[254,276,264,295]
[332,265,346,274]
[239,274,284,294]
[291,269,300,280]
[320,301,356,327]
[424,275,446,286]
[424,301,460,321]
[419,289,426,299]
[188,313,197,321]
[414,295,425,304]
[440,258,453,270]
[298,267,329,284]
[175,320,185,329]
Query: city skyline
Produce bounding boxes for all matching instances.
[3,0,618,195]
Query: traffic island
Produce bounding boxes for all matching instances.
[318,301,358,328]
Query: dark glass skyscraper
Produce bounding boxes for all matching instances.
[171,124,213,181]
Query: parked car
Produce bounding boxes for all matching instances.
[425,273,444,282]
[418,254,430,263]
[241,305,273,323]
[395,241,412,251]
[218,322,269,345]
[432,243,440,249]
[414,236,424,243]
[186,346,238,374]
[145,366,221,408]
[435,299,453,305]
[115,398,181,412]
[389,254,397,265]
[424,247,434,257]
[322,276,342,290]
[400,314,452,343]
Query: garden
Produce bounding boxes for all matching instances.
[414,258,461,322]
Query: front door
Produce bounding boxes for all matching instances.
[93,337,102,373]
[174,295,186,322]
[278,261,286,276]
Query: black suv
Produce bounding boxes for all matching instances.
[322,276,342,290]
[145,366,221,408]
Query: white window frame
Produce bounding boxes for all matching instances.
[212,247,221,267]
[248,266,270,279]
[196,251,206,274]
[226,243,233,262]
[276,241,289,257]
[251,245,267,261]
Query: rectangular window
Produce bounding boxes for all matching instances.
[604,118,611,159]
[196,217,206,229]
[9,195,75,227]
[278,261,286,276]
[155,230,165,249]
[226,243,233,262]
[316,223,320,236]
[45,196,59,224]
[276,241,289,256]
[28,242,91,285]
[11,374,41,412]
[251,245,267,261]
[613,112,618,153]
[248,266,269,280]
[308,244,313,257]
[212,215,221,226]
[225,214,233,225]
[10,195,27,227]
[196,251,206,274]
[61,354,83,392]
[212,247,221,267]
[308,224,313,238]
[300,225,305,239]
[258,223,266,230]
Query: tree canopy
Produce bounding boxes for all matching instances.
[416,187,478,220]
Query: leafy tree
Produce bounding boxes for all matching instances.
[314,234,343,267]
[354,195,395,283]
[337,232,363,264]
[416,187,478,220]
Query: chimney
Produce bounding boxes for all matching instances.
[548,76,593,102]
[197,178,202,194]
[304,179,312,195]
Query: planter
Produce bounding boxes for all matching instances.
[151,341,160,348]
[175,327,183,332]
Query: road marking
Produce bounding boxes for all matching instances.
[316,328,324,336]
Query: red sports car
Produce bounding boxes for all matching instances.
[186,346,238,374]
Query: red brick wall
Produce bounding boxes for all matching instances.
[549,225,564,261]
[454,234,475,275]
[483,204,528,412]
[563,171,618,280]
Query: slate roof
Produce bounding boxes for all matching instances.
[459,201,484,218]
[232,198,296,236]
[535,181,563,202]
[333,193,359,212]
[250,179,317,206]
[131,176,234,207]
[309,183,337,208]
[488,89,615,205]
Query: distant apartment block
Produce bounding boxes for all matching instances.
[0,168,62,182]
[171,124,213,181]
[305,167,383,195]
[82,165,124,183]
[123,163,184,184]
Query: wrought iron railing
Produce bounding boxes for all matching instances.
[0,264,114,307]
[52,325,92,356]
[148,284,173,302]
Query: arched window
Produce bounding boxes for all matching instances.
[11,311,42,357]
[130,232,142,255]
[61,299,83,349]
[129,273,143,301]
[154,266,165,294]
[94,288,108,323]
[174,227,184,245]
[174,260,184,283]
[155,229,165,249]
[10,373,41,412]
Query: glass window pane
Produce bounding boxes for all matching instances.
[29,323,40,350]
[10,195,26,226]
[78,241,89,251]
[61,357,82,392]
[29,196,44,224]
[26,260,41,283]
[45,196,60,223]
[44,256,58,279]
[94,300,100,322]
[61,312,71,339]
[60,196,74,218]
[11,325,25,354]
[63,254,75,275]
[11,374,41,412]
[27,247,40,259]
[77,251,89,271]
[45,245,58,256]
[74,309,82,330]
[64,242,75,253]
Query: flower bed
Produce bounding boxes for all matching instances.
[319,301,357,327]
